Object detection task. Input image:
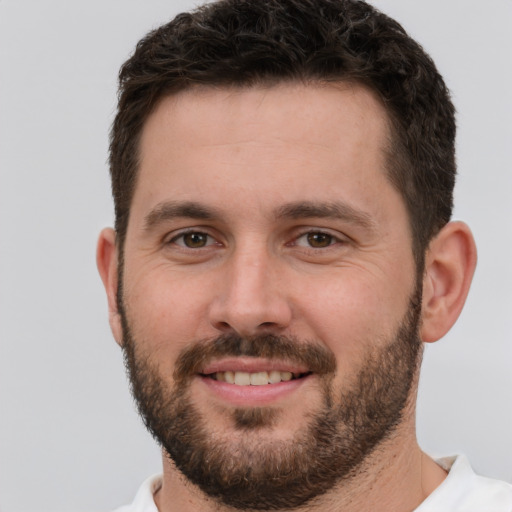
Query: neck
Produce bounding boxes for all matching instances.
[154,428,447,512]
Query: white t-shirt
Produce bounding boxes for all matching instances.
[113,455,512,512]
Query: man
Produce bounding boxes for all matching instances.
[96,0,512,510]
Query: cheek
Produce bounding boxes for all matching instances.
[122,265,213,353]
[294,269,412,361]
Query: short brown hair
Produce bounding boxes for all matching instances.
[110,0,456,266]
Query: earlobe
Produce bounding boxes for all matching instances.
[96,227,124,346]
[420,221,477,343]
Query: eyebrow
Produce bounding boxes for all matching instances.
[143,199,376,232]
[143,201,222,231]
[274,201,376,231]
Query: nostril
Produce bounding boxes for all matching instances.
[209,294,293,335]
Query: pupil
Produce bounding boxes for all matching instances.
[307,232,332,248]
[185,233,207,248]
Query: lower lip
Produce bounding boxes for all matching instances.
[198,375,312,406]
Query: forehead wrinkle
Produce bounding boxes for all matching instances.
[274,201,377,232]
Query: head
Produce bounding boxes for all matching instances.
[98,1,476,509]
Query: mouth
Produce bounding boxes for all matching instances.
[196,358,314,406]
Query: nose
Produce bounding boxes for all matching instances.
[208,246,293,336]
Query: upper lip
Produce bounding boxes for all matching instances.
[200,357,310,375]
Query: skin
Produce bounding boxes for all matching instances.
[97,82,477,511]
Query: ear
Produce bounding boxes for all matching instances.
[96,227,124,346]
[420,221,477,343]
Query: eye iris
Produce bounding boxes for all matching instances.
[307,232,332,248]
[184,232,208,248]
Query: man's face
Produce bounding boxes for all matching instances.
[118,83,422,508]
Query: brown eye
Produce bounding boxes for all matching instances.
[172,232,213,248]
[306,232,334,248]
[183,232,208,248]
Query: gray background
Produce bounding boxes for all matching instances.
[0,1,511,511]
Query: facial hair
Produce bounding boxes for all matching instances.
[120,287,423,510]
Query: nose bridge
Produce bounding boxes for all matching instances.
[209,239,291,334]
[231,244,270,302]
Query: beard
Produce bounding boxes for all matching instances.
[120,287,423,510]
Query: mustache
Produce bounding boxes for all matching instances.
[173,333,336,384]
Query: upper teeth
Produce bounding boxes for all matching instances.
[213,370,295,385]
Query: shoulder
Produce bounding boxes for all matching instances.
[110,474,162,512]
[417,455,512,512]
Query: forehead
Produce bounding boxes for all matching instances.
[134,82,396,224]
[140,82,389,156]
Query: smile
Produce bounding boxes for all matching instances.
[197,358,314,405]
[205,370,311,385]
